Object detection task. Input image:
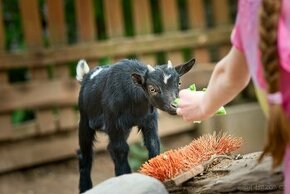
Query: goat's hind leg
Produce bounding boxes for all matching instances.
[78,115,96,193]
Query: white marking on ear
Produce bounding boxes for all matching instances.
[163,73,172,84]
[147,64,155,72]
[167,60,173,69]
[90,68,103,80]
[76,59,90,82]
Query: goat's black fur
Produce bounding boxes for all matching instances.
[77,58,195,193]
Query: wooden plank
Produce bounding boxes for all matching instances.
[36,111,56,134]
[160,0,184,65]
[75,0,96,42]
[212,0,231,59]
[160,0,179,32]
[104,0,125,62]
[46,0,67,46]
[75,0,98,64]
[19,0,43,49]
[0,68,13,140]
[132,0,152,36]
[10,121,37,140]
[47,0,76,131]
[104,0,124,38]
[0,79,79,113]
[1,111,76,141]
[132,0,156,65]
[0,114,12,140]
[46,0,68,76]
[19,0,56,134]
[187,0,205,29]
[57,108,78,131]
[187,0,210,63]
[0,0,13,141]
[46,0,69,78]
[0,131,79,173]
[212,0,230,26]
[0,27,232,70]
[46,0,69,79]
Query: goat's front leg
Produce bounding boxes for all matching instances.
[78,115,96,193]
[107,124,131,176]
[140,111,160,159]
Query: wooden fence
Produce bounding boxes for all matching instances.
[0,0,236,173]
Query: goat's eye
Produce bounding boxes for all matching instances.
[178,81,182,87]
[148,85,157,94]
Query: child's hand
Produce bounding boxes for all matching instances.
[176,90,212,122]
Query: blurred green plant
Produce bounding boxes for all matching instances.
[128,141,165,171]
[12,110,35,125]
[3,0,24,50]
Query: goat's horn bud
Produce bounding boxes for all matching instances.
[147,65,155,72]
[167,60,173,68]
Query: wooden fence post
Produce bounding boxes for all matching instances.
[160,0,184,65]
[75,0,96,43]
[132,0,156,65]
[0,0,12,140]
[19,0,56,134]
[104,0,125,62]
[47,0,77,131]
[212,0,232,58]
[187,0,211,63]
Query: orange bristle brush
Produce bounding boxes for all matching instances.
[139,133,243,184]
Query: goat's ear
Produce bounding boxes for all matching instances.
[175,58,196,76]
[131,73,145,86]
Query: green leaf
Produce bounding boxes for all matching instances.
[173,98,180,106]
[216,106,227,115]
[189,84,196,91]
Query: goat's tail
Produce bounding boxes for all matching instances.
[76,59,90,82]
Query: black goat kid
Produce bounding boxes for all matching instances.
[76,58,195,193]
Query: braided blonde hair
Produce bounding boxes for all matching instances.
[259,0,290,167]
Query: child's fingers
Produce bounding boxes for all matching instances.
[178,89,188,98]
[177,108,191,122]
[176,108,182,115]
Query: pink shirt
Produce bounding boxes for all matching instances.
[231,0,290,117]
[231,0,290,192]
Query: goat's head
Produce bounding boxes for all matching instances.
[131,58,196,115]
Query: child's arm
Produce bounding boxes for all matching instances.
[177,47,250,121]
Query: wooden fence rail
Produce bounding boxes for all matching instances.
[0,0,236,172]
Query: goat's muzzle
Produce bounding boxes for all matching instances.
[168,102,177,115]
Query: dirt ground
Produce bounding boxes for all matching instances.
[0,131,196,194]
